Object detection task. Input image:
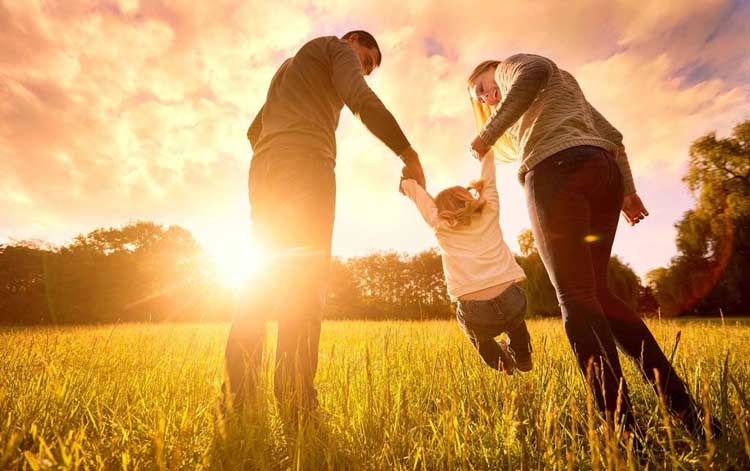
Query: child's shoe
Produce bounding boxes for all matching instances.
[513,351,533,372]
[497,339,516,375]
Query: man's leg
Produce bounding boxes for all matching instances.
[274,262,327,409]
[223,156,276,410]
[224,284,270,408]
[266,157,336,411]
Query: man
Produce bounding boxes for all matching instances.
[225,30,425,411]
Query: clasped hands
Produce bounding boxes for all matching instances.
[398,146,426,194]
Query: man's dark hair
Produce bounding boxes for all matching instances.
[341,30,382,66]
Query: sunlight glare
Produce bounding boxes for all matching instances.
[206,233,268,290]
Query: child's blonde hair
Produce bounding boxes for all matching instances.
[435,180,486,227]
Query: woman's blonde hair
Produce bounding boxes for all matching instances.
[467,60,518,162]
[435,180,486,227]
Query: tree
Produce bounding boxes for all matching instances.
[0,221,644,324]
[0,242,53,323]
[518,229,536,257]
[0,221,231,325]
[649,121,750,316]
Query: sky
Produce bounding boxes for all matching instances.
[1,0,749,279]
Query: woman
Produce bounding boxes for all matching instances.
[466,54,715,437]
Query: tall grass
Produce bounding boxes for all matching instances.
[1,319,749,469]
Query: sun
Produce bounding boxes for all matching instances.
[205,235,268,290]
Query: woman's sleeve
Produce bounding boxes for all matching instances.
[479,54,554,147]
[400,180,441,229]
[590,106,636,195]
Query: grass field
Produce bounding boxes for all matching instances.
[1,319,750,470]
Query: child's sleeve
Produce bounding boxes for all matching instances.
[400,180,442,229]
[480,151,500,210]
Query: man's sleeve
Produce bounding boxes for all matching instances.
[479,54,554,147]
[401,179,441,228]
[590,106,636,195]
[329,41,411,156]
[247,105,264,151]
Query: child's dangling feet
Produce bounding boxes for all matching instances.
[513,350,533,372]
[498,339,516,375]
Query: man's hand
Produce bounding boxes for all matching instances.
[470,135,491,159]
[399,146,426,191]
[622,192,649,226]
[398,166,411,195]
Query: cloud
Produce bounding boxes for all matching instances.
[1,0,748,277]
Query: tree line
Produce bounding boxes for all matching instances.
[646,121,749,316]
[2,121,746,324]
[0,222,642,324]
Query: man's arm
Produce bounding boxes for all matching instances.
[329,41,425,187]
[473,54,554,153]
[329,42,411,155]
[246,105,264,151]
[399,146,426,190]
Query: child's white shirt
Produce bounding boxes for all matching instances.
[401,154,526,300]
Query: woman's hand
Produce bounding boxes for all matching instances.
[622,193,649,226]
[470,135,491,160]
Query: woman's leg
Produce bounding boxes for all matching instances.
[589,158,698,425]
[525,155,634,428]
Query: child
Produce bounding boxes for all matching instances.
[401,152,531,373]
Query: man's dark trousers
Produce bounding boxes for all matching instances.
[225,152,336,410]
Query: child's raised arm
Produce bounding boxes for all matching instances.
[479,151,499,210]
[401,180,441,229]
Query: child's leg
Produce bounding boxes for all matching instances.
[468,333,514,373]
[494,284,532,370]
[507,320,532,360]
[456,301,514,373]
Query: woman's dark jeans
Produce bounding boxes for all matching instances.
[456,283,531,369]
[524,146,694,429]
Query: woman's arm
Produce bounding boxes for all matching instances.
[473,54,554,153]
[400,179,441,229]
[589,106,648,224]
[590,106,635,195]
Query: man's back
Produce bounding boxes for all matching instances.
[249,36,410,161]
